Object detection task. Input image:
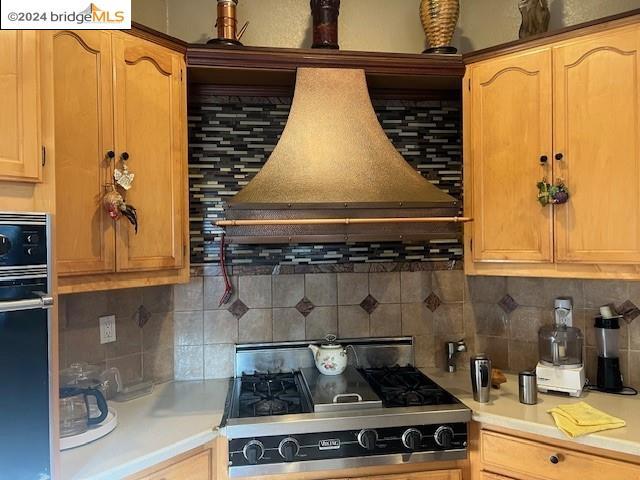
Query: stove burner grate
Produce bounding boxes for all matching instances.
[358,365,458,408]
[237,372,308,418]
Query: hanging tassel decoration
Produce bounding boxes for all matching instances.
[219,233,233,306]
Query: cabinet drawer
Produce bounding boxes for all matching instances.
[138,450,211,480]
[349,470,462,480]
[481,473,513,480]
[481,430,640,480]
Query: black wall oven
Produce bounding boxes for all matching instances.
[0,212,53,480]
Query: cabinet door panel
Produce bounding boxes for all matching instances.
[112,34,185,272]
[470,49,553,262]
[52,30,116,276]
[0,31,41,182]
[349,471,461,480]
[554,26,640,263]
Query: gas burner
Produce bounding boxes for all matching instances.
[358,365,458,408]
[236,372,310,418]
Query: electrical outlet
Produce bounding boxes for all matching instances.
[99,315,116,344]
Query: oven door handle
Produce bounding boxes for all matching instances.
[332,393,363,404]
[0,293,54,313]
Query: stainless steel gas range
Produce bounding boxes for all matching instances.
[220,337,471,477]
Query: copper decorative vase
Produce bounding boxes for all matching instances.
[207,0,248,46]
[420,0,459,54]
[310,0,340,49]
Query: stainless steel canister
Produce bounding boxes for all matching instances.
[519,370,537,405]
[470,354,491,403]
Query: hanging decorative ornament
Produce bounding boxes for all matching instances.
[537,178,569,206]
[103,184,139,233]
[114,152,135,190]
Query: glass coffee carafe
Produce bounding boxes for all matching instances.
[59,362,118,438]
[59,387,108,438]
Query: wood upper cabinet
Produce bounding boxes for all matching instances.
[465,19,640,278]
[51,30,115,276]
[46,30,188,291]
[0,31,41,182]
[112,34,185,272]
[553,25,640,264]
[468,48,553,263]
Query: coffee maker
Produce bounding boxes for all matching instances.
[595,305,624,392]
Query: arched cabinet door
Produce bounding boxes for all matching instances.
[112,33,186,272]
[50,30,116,276]
[0,31,41,182]
[554,26,640,264]
[469,48,553,263]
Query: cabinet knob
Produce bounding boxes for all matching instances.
[555,153,564,160]
[106,151,115,159]
[121,152,129,161]
[540,155,548,164]
[549,454,560,464]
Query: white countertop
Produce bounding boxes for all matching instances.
[60,379,229,480]
[423,368,640,457]
[61,369,640,480]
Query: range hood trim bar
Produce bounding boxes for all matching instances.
[217,216,472,226]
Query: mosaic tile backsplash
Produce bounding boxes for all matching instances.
[188,95,462,267]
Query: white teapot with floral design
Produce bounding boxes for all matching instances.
[308,334,348,376]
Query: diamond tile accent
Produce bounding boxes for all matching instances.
[498,294,519,314]
[360,294,379,314]
[136,305,151,328]
[424,292,441,312]
[227,299,249,319]
[295,297,316,317]
[618,300,640,323]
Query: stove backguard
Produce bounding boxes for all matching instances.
[234,337,415,377]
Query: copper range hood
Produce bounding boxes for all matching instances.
[217,68,470,244]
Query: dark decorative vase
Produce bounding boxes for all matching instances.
[310,0,340,49]
[518,0,550,39]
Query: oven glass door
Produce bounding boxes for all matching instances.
[0,305,51,480]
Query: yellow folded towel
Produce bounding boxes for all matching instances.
[547,402,626,438]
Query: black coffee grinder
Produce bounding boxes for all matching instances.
[595,305,624,392]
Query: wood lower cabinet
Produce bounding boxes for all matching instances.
[464,18,640,279]
[479,474,510,480]
[0,30,42,182]
[137,450,212,480]
[349,470,462,480]
[127,440,222,480]
[46,30,188,292]
[471,424,640,480]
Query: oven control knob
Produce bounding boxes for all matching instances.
[434,426,455,448]
[0,235,10,256]
[243,440,265,464]
[357,429,378,450]
[402,428,422,450]
[278,437,300,462]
